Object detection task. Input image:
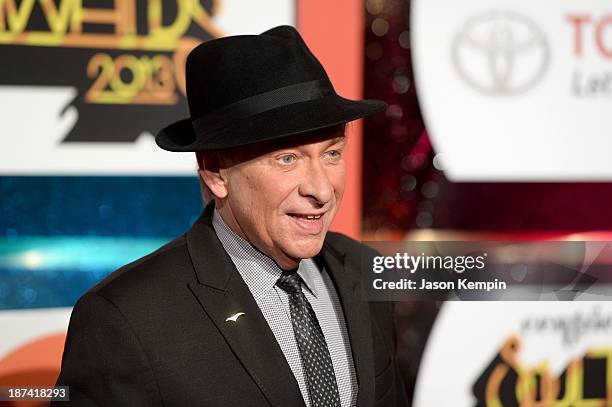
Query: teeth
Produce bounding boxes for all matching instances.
[291,214,322,220]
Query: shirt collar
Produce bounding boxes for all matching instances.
[212,208,318,299]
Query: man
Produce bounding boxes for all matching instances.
[54,25,407,406]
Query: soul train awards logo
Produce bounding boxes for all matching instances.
[452,11,550,96]
[0,0,224,142]
[473,335,612,406]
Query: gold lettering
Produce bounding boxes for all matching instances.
[585,348,612,403]
[482,337,612,407]
[516,364,560,406]
[485,364,509,407]
[0,0,35,33]
[0,0,221,51]
[191,0,223,38]
[146,0,223,49]
[148,0,191,41]
[71,0,135,35]
[39,0,79,34]
[85,53,177,105]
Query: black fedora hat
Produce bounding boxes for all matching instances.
[155,25,386,152]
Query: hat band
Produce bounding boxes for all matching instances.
[191,79,334,136]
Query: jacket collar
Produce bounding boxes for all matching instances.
[186,202,375,406]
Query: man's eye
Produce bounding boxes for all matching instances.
[325,150,341,159]
[278,154,296,165]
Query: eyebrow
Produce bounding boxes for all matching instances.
[328,136,346,147]
[267,135,347,157]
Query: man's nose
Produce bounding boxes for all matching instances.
[298,160,334,205]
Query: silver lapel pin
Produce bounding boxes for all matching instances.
[225,312,246,323]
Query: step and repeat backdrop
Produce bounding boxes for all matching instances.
[2,0,612,405]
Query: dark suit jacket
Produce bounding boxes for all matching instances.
[53,204,408,406]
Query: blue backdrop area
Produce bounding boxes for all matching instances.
[0,176,203,309]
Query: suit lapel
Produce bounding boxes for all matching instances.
[186,204,305,407]
[318,240,375,407]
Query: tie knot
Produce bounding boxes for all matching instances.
[275,271,302,295]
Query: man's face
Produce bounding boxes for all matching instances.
[209,126,346,270]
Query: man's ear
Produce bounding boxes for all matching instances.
[198,153,229,199]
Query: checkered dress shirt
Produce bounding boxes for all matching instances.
[212,209,358,407]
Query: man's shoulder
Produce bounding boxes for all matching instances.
[324,231,379,262]
[324,232,392,326]
[87,235,192,302]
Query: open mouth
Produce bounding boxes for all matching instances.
[287,213,323,221]
[286,212,326,234]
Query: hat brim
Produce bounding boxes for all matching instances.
[155,95,386,152]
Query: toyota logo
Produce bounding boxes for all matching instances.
[452,11,550,95]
